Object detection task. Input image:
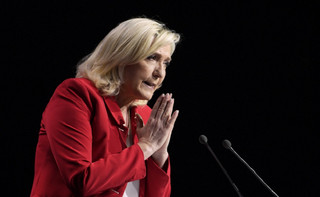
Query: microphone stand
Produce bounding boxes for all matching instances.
[223,140,279,197]
[200,135,243,197]
[228,146,279,197]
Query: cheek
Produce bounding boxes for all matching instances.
[160,70,166,81]
[123,66,140,81]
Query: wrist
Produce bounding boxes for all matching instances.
[137,141,154,160]
[152,151,169,168]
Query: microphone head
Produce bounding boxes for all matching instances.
[222,139,232,149]
[199,135,208,144]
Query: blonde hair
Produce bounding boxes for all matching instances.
[76,17,180,104]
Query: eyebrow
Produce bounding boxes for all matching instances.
[154,52,172,62]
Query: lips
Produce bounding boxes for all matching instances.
[143,81,156,89]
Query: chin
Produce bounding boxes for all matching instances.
[143,94,154,101]
[139,91,154,101]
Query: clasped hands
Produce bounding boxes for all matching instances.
[136,93,179,167]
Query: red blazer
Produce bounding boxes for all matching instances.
[30,78,171,197]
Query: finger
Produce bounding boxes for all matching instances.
[150,94,165,118]
[167,110,179,127]
[162,97,174,120]
[155,93,170,119]
[166,96,174,116]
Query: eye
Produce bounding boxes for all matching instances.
[164,61,171,68]
[146,54,157,61]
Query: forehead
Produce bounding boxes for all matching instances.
[154,45,172,60]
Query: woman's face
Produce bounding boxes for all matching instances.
[121,44,172,102]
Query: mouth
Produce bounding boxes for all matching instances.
[142,81,156,90]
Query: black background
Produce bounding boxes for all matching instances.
[2,1,319,196]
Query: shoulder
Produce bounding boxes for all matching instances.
[54,78,99,96]
[58,78,96,91]
[51,78,102,108]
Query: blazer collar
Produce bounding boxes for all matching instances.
[103,96,138,127]
[103,96,125,126]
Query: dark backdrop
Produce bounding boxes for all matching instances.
[2,1,319,196]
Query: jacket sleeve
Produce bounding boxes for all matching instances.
[136,104,171,197]
[43,79,146,196]
[144,157,171,197]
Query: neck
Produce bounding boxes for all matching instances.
[115,93,134,125]
[115,97,133,112]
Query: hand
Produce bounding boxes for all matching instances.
[136,93,179,162]
[152,97,178,167]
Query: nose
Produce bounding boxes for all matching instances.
[152,63,166,79]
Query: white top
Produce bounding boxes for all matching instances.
[123,123,140,197]
[123,180,140,197]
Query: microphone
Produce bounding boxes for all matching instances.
[222,139,279,197]
[199,135,243,197]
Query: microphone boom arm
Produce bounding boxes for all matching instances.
[199,135,243,197]
[228,146,279,197]
[223,139,279,197]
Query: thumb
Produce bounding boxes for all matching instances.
[135,113,144,128]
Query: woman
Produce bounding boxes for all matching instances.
[30,17,180,197]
